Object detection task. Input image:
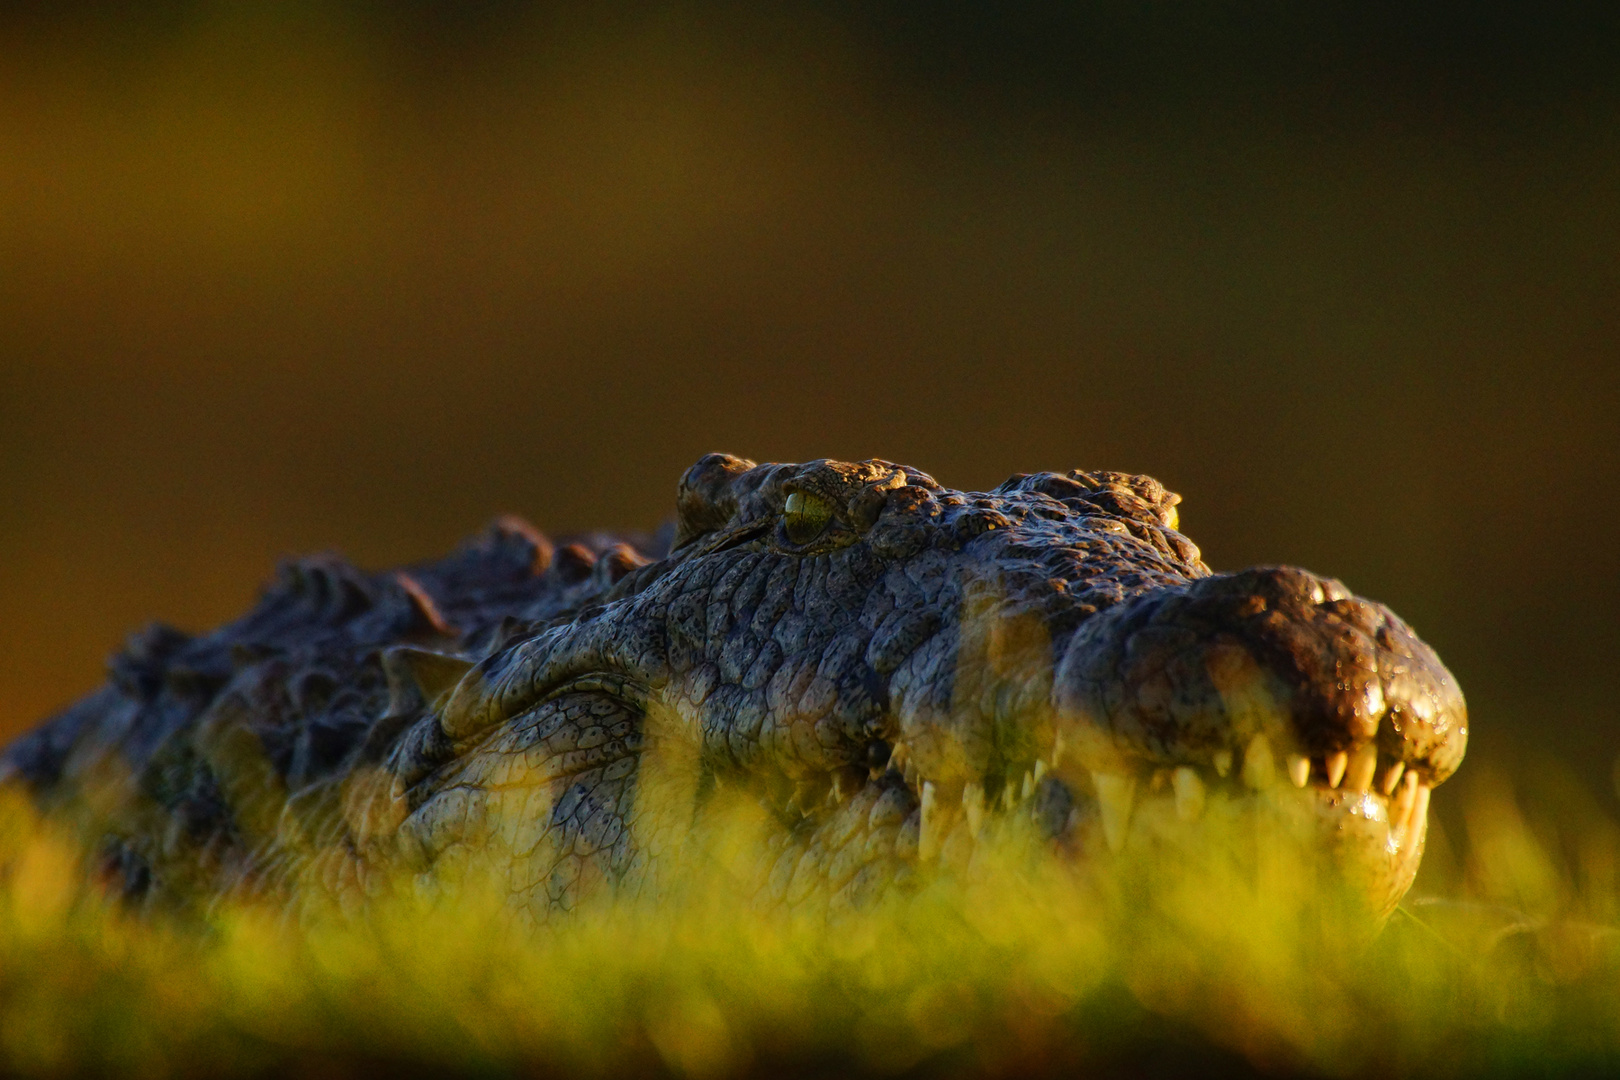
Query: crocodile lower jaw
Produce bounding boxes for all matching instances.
[1073,739,1433,857]
[876,733,1433,918]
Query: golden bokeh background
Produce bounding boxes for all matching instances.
[2,4,1616,802]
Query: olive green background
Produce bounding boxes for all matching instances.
[2,4,1616,800]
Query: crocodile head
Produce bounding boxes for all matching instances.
[404,454,1466,920]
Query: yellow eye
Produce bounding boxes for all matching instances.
[783,491,834,545]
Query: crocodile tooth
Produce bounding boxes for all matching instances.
[1391,771,1420,843]
[1345,743,1378,793]
[1287,753,1311,788]
[919,781,941,860]
[1033,759,1048,784]
[962,782,986,836]
[1051,733,1067,770]
[1241,735,1275,789]
[1173,767,1205,821]
[789,777,827,816]
[1092,772,1136,853]
[1021,770,1035,801]
[1409,784,1431,847]
[1380,761,1406,797]
[1212,749,1233,778]
[1324,750,1349,788]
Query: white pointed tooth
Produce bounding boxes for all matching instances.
[1021,770,1035,801]
[1212,749,1233,778]
[789,779,823,815]
[962,782,986,836]
[1409,784,1431,845]
[1241,735,1275,789]
[1324,750,1349,788]
[1173,767,1206,822]
[1287,753,1311,789]
[1345,743,1378,793]
[1051,733,1067,770]
[1033,759,1049,784]
[1391,770,1420,842]
[1380,761,1406,797]
[919,781,941,860]
[1092,772,1137,853]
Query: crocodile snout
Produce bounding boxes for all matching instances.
[1054,567,1467,778]
[1050,566,1467,914]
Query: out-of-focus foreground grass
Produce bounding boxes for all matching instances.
[0,759,1616,1079]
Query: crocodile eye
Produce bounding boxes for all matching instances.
[782,491,834,545]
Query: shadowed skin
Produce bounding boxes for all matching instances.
[0,455,1467,923]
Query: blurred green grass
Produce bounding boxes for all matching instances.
[1,753,1617,1079]
[2,1,1618,810]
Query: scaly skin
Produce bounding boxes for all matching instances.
[0,455,1467,923]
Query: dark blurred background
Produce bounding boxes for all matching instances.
[2,3,1616,805]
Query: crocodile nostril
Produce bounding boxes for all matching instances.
[1319,596,1387,632]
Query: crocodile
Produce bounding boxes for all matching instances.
[0,454,1467,923]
